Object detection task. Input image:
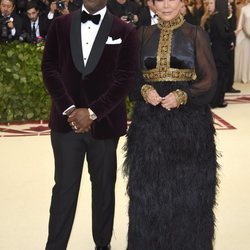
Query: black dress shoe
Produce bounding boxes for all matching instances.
[227,87,241,93]
[95,245,111,250]
[210,102,228,108]
[217,102,228,108]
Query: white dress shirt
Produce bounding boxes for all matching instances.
[30,18,40,37]
[150,10,158,25]
[63,5,107,117]
[81,5,107,65]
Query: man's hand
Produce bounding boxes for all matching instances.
[6,19,14,29]
[50,2,57,13]
[58,6,69,15]
[67,108,93,133]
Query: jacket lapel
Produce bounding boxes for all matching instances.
[84,11,113,76]
[70,9,113,78]
[70,9,85,75]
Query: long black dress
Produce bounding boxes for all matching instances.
[205,10,236,107]
[124,14,219,250]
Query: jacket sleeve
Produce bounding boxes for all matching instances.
[41,17,75,114]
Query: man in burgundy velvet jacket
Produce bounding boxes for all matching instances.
[41,0,138,248]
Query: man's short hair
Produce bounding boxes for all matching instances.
[26,0,39,11]
[0,0,15,5]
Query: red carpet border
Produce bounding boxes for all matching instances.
[0,120,50,137]
[212,113,236,130]
[225,94,250,104]
[0,114,235,137]
[4,93,250,137]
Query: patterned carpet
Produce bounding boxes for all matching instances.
[2,94,250,137]
[0,115,235,137]
[0,121,50,137]
[225,94,250,104]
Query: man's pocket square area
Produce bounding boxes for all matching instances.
[106,37,122,44]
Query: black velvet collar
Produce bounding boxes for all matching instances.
[70,9,113,79]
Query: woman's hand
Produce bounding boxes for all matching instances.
[161,92,178,110]
[146,89,162,106]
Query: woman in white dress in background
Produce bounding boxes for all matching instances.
[234,0,250,83]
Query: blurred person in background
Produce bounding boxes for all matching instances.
[234,0,250,83]
[0,0,22,42]
[15,0,27,16]
[137,0,158,27]
[200,0,209,28]
[235,0,247,24]
[226,0,241,92]
[180,0,187,15]
[182,0,196,23]
[184,0,204,25]
[205,0,236,107]
[47,0,70,20]
[107,0,140,27]
[47,0,81,21]
[192,0,204,24]
[21,0,49,42]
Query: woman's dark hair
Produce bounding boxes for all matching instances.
[215,0,228,19]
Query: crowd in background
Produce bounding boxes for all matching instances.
[1,0,248,42]
[1,0,249,101]
[0,0,83,43]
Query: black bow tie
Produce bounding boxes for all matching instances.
[81,10,101,25]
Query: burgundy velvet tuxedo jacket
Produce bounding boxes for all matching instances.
[42,9,139,139]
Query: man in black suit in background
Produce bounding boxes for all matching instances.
[137,0,157,27]
[21,1,49,42]
[42,0,139,248]
[0,0,22,42]
[226,0,240,93]
[107,0,140,26]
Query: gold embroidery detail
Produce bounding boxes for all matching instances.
[141,84,155,103]
[157,14,184,30]
[143,14,197,82]
[171,89,188,107]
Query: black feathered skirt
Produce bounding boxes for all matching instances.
[124,84,218,250]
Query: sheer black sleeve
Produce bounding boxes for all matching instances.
[186,26,217,105]
[128,26,146,102]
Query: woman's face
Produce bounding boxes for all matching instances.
[207,0,215,14]
[154,0,183,21]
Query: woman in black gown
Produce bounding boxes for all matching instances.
[205,0,236,107]
[124,0,219,249]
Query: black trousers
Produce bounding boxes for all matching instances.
[45,131,119,250]
[226,49,235,91]
[210,64,228,107]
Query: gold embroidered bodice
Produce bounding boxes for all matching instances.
[142,14,197,82]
